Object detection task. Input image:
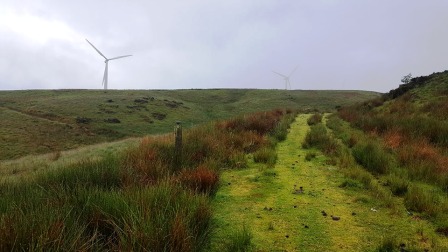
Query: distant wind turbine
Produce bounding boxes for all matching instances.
[273,66,298,90]
[86,39,132,90]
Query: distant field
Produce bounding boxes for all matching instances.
[0,89,379,160]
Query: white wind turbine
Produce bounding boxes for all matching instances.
[86,39,132,90]
[273,66,298,90]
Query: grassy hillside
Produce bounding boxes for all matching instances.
[330,71,448,240]
[338,70,448,189]
[0,89,378,160]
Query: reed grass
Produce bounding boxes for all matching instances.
[329,112,448,219]
[221,225,253,252]
[0,108,296,250]
[307,113,322,125]
[253,147,277,167]
[385,173,409,196]
[352,140,394,174]
[337,86,448,190]
[404,185,445,217]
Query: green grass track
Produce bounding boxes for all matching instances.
[210,114,447,251]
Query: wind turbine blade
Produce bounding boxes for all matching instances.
[86,39,107,60]
[272,71,287,78]
[109,55,132,61]
[288,66,298,77]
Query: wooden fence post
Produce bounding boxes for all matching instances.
[174,121,182,170]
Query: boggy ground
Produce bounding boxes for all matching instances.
[211,114,447,251]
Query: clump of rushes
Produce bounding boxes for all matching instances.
[305,152,317,161]
[302,122,341,157]
[351,141,393,174]
[36,155,122,189]
[385,173,409,196]
[253,147,278,167]
[219,109,292,136]
[404,185,443,217]
[307,113,322,125]
[222,225,253,252]
[0,175,213,251]
[271,112,296,142]
[121,135,174,186]
[302,123,329,149]
[376,235,398,252]
[179,165,220,195]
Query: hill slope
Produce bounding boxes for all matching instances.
[0,89,378,160]
[339,71,448,187]
[332,71,448,240]
[340,70,448,147]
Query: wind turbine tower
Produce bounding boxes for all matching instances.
[86,39,132,90]
[273,66,298,90]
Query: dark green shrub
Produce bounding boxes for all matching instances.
[388,73,432,99]
[307,113,322,125]
[376,235,397,252]
[386,174,409,196]
[404,185,441,217]
[339,179,363,189]
[305,152,317,161]
[322,137,341,156]
[352,141,393,174]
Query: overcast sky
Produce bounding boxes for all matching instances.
[1,0,447,92]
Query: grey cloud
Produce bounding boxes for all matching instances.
[1,0,448,92]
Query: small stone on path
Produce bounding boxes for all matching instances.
[331,215,340,221]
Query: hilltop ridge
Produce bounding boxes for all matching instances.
[387,70,448,99]
[0,89,378,160]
